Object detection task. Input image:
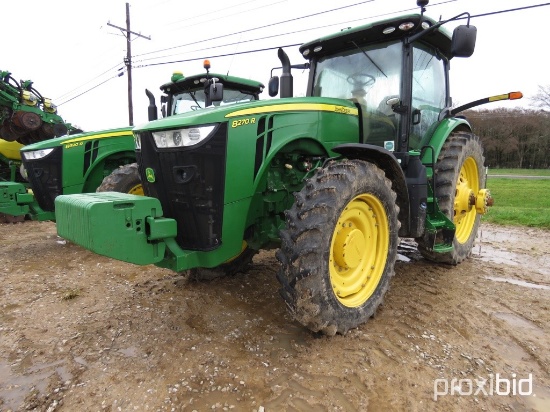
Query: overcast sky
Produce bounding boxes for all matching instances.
[2,0,548,132]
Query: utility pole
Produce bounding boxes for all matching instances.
[107,3,150,126]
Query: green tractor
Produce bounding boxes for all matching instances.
[55,1,521,335]
[1,62,264,221]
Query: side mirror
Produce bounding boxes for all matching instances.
[451,25,477,57]
[209,81,224,102]
[268,76,279,97]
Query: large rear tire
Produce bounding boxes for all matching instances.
[276,159,400,336]
[97,163,143,195]
[417,131,486,264]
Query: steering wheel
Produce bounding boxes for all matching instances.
[347,73,375,88]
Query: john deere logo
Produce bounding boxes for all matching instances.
[145,167,156,183]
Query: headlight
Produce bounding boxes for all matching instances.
[134,134,141,150]
[152,125,216,148]
[22,148,54,160]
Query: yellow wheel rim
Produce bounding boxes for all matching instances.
[454,157,479,244]
[128,184,144,196]
[329,194,389,308]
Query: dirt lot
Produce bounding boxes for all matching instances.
[0,220,548,411]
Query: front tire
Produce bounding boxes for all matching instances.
[417,131,486,264]
[97,163,143,195]
[276,159,400,335]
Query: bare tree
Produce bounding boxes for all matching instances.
[467,108,550,169]
[531,85,550,110]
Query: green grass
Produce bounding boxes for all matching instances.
[487,168,550,176]
[483,177,550,229]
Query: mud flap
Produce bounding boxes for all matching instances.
[55,192,177,265]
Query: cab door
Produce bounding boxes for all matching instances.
[409,43,448,150]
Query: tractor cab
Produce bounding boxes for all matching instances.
[266,0,476,155]
[301,12,475,154]
[149,60,265,121]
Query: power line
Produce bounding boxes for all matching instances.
[57,74,122,106]
[139,1,550,70]
[58,1,550,105]
[134,0,456,66]
[133,0,376,59]
[137,43,302,68]
[57,0,379,104]
[55,62,124,101]
[165,0,287,32]
[164,0,266,27]
[461,2,550,21]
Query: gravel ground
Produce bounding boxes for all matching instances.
[0,221,549,411]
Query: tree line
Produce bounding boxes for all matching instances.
[463,85,550,169]
[465,108,550,169]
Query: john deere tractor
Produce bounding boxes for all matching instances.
[55,1,521,335]
[1,63,264,221]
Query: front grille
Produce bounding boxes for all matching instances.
[22,146,63,212]
[137,123,227,251]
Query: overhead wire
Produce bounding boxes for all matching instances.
[57,73,123,107]
[143,0,550,69]
[55,63,125,101]
[133,0,457,67]
[57,0,377,103]
[165,0,288,32]
[133,0,377,59]
[58,1,550,104]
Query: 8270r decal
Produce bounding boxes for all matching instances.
[231,117,256,128]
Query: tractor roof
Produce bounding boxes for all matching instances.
[160,73,265,95]
[300,14,454,60]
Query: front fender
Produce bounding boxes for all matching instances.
[331,143,410,237]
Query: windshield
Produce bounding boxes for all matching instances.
[312,40,402,114]
[312,40,402,147]
[171,88,257,115]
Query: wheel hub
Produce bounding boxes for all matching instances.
[330,194,389,307]
[333,226,366,269]
[475,188,493,214]
[454,177,474,218]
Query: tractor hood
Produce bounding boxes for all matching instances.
[20,127,134,152]
[134,97,359,133]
